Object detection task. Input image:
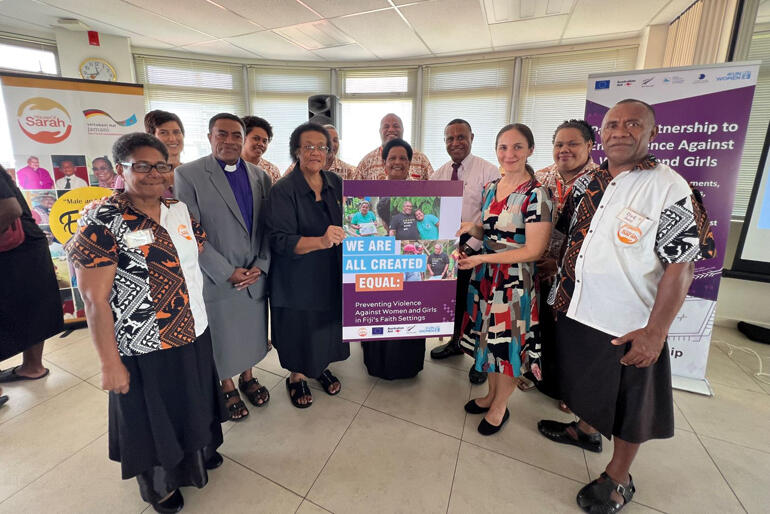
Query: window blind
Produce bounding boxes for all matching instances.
[134,55,247,162]
[518,47,638,171]
[249,67,330,173]
[734,30,770,218]
[421,60,514,169]
[337,68,417,165]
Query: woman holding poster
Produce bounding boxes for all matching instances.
[361,138,427,380]
[457,124,553,435]
[267,123,349,408]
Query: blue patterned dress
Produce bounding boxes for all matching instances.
[459,178,553,378]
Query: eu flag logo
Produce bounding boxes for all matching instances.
[595,80,610,90]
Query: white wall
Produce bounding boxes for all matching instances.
[715,220,770,327]
[636,24,669,69]
[54,29,135,83]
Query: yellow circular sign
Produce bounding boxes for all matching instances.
[49,187,113,244]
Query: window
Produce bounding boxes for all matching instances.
[0,39,58,75]
[0,38,58,167]
[134,55,247,162]
[421,60,514,169]
[337,68,416,166]
[734,30,770,218]
[249,67,330,173]
[518,47,638,171]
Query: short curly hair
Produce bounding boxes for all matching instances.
[288,122,331,163]
[382,138,413,162]
[113,132,169,164]
[552,119,595,144]
[242,116,273,141]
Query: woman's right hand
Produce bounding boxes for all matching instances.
[321,225,345,248]
[101,360,130,394]
[456,222,476,237]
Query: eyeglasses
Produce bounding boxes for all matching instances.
[120,161,174,173]
[301,144,329,154]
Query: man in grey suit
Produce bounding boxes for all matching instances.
[175,113,271,422]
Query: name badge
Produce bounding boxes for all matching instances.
[125,228,155,248]
[616,207,647,228]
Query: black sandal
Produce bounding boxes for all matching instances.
[537,420,602,453]
[286,377,312,408]
[316,369,341,396]
[223,389,249,421]
[577,471,635,513]
[238,376,270,407]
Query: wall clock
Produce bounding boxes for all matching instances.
[79,58,117,81]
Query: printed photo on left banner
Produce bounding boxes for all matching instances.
[51,154,89,190]
[14,154,54,190]
[23,189,57,225]
[88,153,120,189]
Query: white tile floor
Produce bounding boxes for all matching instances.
[0,324,768,513]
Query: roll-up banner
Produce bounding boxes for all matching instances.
[585,62,759,395]
[342,180,463,341]
[1,72,144,324]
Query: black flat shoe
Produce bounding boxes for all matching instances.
[537,420,603,453]
[430,340,464,359]
[205,451,224,470]
[477,408,509,435]
[464,399,490,414]
[153,489,183,513]
[468,365,487,384]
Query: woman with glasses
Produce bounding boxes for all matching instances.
[266,122,349,408]
[67,133,226,512]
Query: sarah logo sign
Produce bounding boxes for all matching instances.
[17,97,72,144]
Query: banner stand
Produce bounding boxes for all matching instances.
[672,375,714,397]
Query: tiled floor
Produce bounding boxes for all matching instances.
[1,324,768,513]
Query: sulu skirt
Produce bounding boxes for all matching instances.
[108,328,228,503]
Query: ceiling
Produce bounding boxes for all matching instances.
[0,0,696,62]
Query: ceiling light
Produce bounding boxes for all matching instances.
[54,18,90,31]
[274,20,353,50]
[484,0,574,24]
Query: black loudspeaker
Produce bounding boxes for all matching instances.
[308,94,339,129]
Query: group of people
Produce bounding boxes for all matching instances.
[0,98,716,514]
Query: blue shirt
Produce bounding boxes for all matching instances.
[416,213,439,239]
[217,158,253,233]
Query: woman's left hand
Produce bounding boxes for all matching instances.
[457,254,484,269]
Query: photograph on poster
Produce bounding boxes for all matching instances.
[399,240,458,281]
[60,288,76,321]
[51,154,89,190]
[14,154,54,190]
[53,254,71,289]
[88,154,120,188]
[24,190,56,225]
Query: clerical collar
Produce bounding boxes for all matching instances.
[216,157,241,173]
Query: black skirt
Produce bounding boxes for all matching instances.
[362,339,425,380]
[534,280,560,399]
[108,328,228,503]
[555,314,674,443]
[271,307,350,378]
[0,238,63,359]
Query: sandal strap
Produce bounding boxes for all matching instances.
[223,389,240,400]
[599,472,635,503]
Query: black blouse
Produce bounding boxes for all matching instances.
[266,168,343,311]
[0,169,45,241]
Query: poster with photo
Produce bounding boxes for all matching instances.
[51,154,89,190]
[342,180,463,341]
[1,72,144,324]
